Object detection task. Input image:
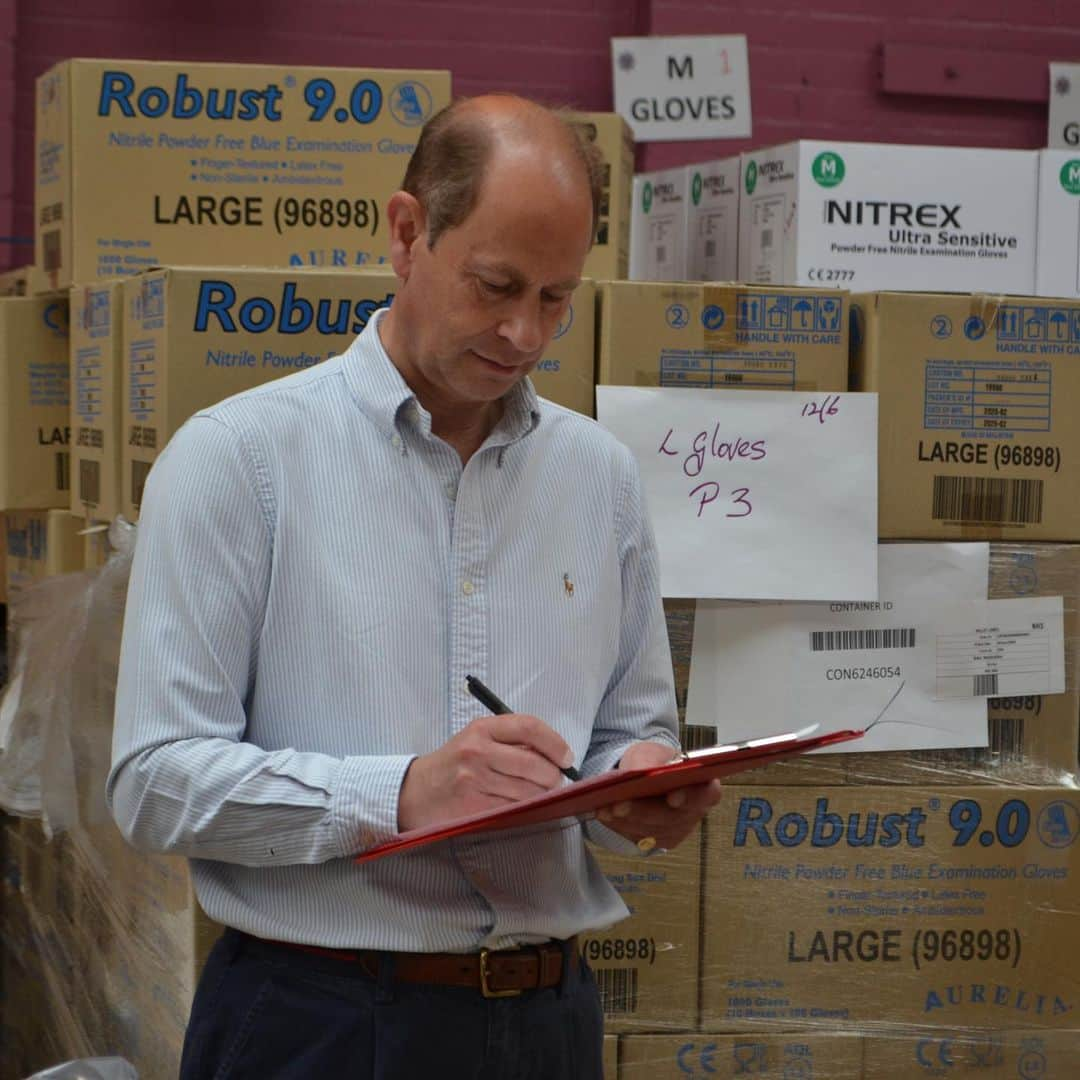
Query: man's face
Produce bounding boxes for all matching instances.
[395,148,593,410]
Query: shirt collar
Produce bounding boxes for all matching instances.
[341,307,541,448]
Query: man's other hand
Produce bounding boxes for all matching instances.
[397,714,574,831]
[596,741,722,852]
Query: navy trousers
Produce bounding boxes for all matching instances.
[179,929,606,1079]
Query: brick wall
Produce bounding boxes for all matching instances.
[0,0,14,266]
[3,0,1078,270]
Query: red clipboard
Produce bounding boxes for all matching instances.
[354,724,863,864]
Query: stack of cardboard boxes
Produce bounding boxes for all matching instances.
[603,139,1080,1076]
[5,53,1080,1076]
[1,55,640,1079]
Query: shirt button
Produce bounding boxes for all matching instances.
[462,580,475,596]
[445,481,457,500]
[391,433,403,450]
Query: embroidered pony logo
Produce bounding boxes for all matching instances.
[563,573,574,598]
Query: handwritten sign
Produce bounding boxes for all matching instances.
[596,385,878,599]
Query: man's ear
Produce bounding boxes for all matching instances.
[387,192,427,280]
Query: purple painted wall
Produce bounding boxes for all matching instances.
[4,0,1079,270]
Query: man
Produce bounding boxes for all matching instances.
[108,95,721,1078]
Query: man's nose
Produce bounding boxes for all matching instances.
[497,299,544,354]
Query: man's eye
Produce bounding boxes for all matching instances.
[479,278,511,294]
[542,292,569,305]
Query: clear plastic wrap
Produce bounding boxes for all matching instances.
[25,1058,137,1080]
[0,518,135,832]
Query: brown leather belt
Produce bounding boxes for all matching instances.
[247,933,577,999]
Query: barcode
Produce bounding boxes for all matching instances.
[55,451,70,493]
[131,460,152,510]
[594,967,638,1016]
[704,239,717,258]
[681,723,718,752]
[974,674,999,696]
[989,716,1024,759]
[79,459,100,507]
[761,228,773,249]
[810,628,916,651]
[42,229,61,272]
[655,245,667,265]
[932,476,1043,525]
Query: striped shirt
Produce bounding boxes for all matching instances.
[107,310,679,952]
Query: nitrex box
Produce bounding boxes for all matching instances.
[630,168,689,281]
[738,141,1038,293]
[33,59,451,292]
[1035,150,1080,298]
[70,282,122,521]
[685,158,739,281]
[0,295,70,511]
[598,281,848,392]
[852,291,1080,541]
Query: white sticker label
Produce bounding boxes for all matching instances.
[687,544,990,752]
[934,596,1066,700]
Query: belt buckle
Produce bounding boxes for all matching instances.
[479,947,523,998]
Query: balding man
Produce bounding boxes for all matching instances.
[108,95,721,1079]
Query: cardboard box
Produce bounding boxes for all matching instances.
[120,266,396,518]
[863,1030,1080,1078]
[630,168,689,281]
[602,1034,617,1079]
[83,525,111,570]
[599,281,848,393]
[0,295,71,510]
[739,141,1038,294]
[618,1033,864,1079]
[582,829,702,1032]
[70,281,123,521]
[572,114,634,282]
[5,509,84,600]
[1035,150,1080,298]
[529,279,596,418]
[33,59,451,292]
[685,159,740,282]
[701,786,1080,1032]
[852,291,1080,541]
[0,266,31,297]
[121,267,596,518]
[845,543,1080,785]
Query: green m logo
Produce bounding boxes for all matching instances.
[1060,160,1080,195]
[812,151,846,188]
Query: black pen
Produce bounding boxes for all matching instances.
[465,674,581,782]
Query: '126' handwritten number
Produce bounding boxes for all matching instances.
[802,395,840,424]
[689,483,752,519]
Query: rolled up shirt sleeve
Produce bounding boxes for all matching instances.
[107,415,411,866]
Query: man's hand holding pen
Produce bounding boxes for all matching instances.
[397,712,576,832]
[596,741,723,854]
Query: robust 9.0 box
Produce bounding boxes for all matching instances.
[34,59,451,291]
